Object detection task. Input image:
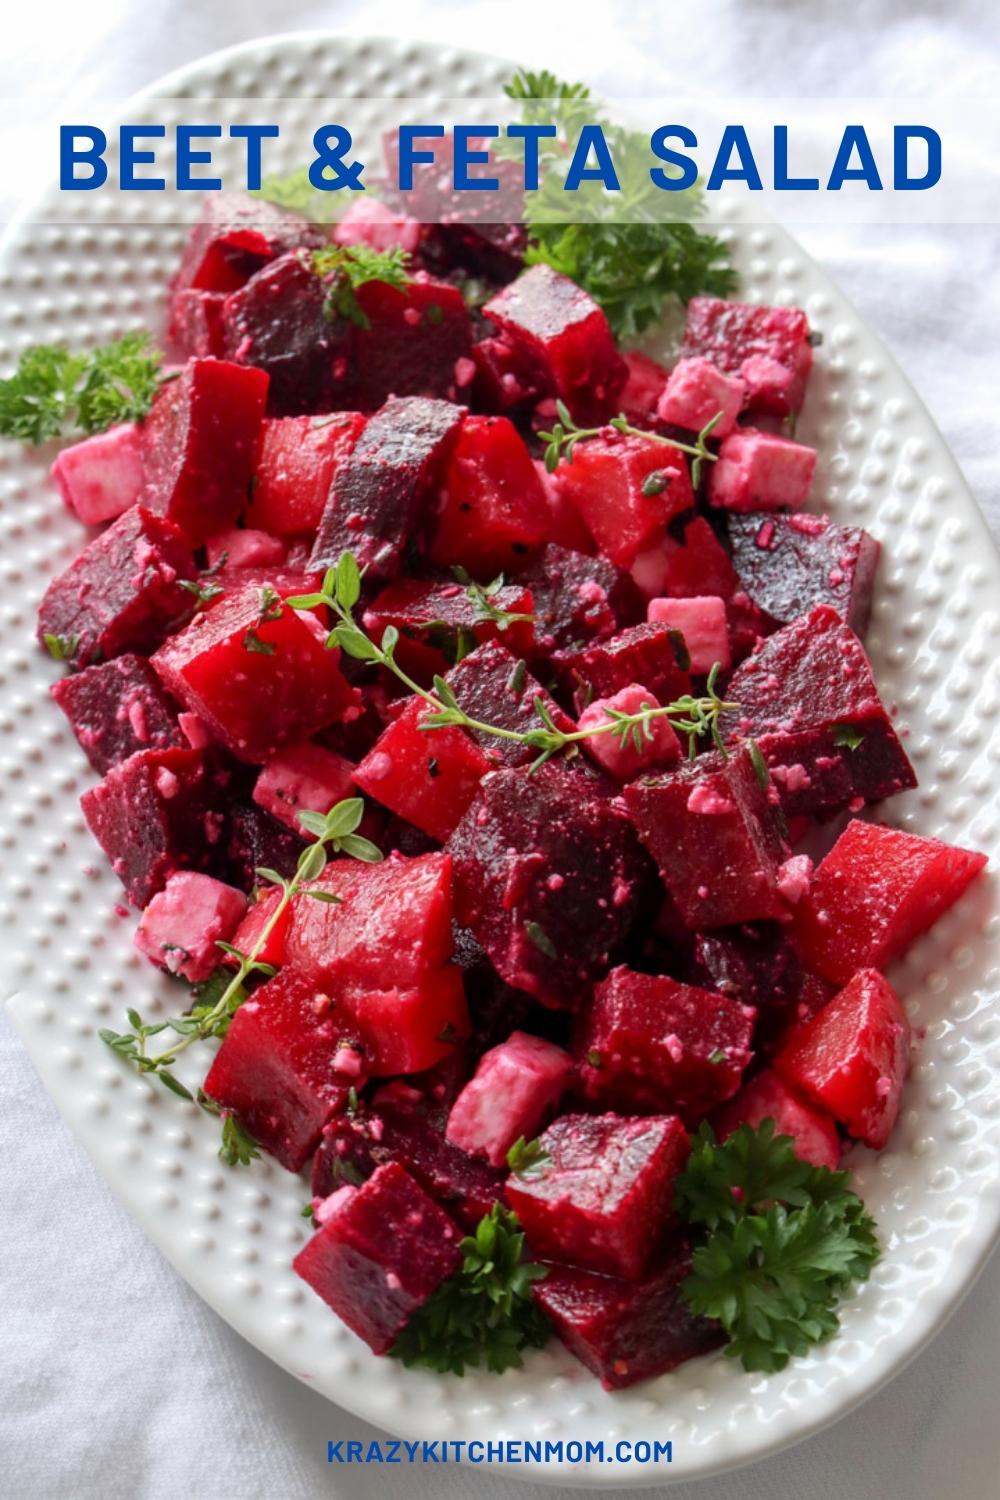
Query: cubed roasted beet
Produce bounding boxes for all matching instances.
[80,746,212,906]
[534,1246,722,1388]
[791,818,988,985]
[685,924,832,1057]
[354,698,492,843]
[140,358,269,545]
[253,740,356,833]
[449,762,648,1010]
[37,505,196,670]
[361,578,534,686]
[774,969,911,1150]
[552,434,694,570]
[205,526,287,571]
[420,220,527,284]
[714,1069,841,1170]
[517,544,641,654]
[293,1163,462,1354]
[708,429,816,513]
[483,264,627,423]
[224,802,306,892]
[681,296,813,417]
[656,356,745,438]
[51,653,183,772]
[247,413,366,536]
[220,252,354,415]
[167,288,227,359]
[352,276,473,410]
[505,1112,689,1279]
[134,871,247,983]
[445,1031,573,1166]
[720,605,916,818]
[151,581,356,762]
[174,192,323,294]
[331,967,470,1076]
[429,415,549,574]
[576,967,754,1118]
[554,624,691,715]
[624,746,789,929]
[51,422,144,526]
[728,512,880,636]
[225,886,292,971]
[310,396,464,579]
[619,350,670,426]
[630,514,739,603]
[442,641,575,768]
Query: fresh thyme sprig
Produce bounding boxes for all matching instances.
[506,1135,551,1180]
[539,400,723,488]
[99,797,383,1164]
[288,554,737,771]
[452,567,535,631]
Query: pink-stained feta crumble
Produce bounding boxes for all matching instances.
[578,683,681,782]
[134,871,248,982]
[446,1031,573,1166]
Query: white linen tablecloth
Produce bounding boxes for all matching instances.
[2,2,999,1495]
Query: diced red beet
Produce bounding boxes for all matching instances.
[134,871,247,983]
[37,505,196,670]
[224,886,291,971]
[576,967,754,1118]
[422,219,527,286]
[204,527,286,571]
[708,428,817,513]
[80,746,212,906]
[167,288,226,359]
[51,653,183,773]
[354,699,491,842]
[293,1163,462,1354]
[252,740,355,833]
[333,967,470,1076]
[151,581,356,763]
[332,198,422,255]
[352,275,473,410]
[533,458,596,555]
[578,684,682,781]
[428,415,549,574]
[624,745,789,929]
[619,350,670,426]
[173,192,323,294]
[505,1112,689,1279]
[220,252,354,416]
[631,514,739,603]
[728,512,881,636]
[441,641,575,768]
[202,969,363,1169]
[469,335,546,416]
[51,422,144,526]
[552,434,695,570]
[445,1031,573,1166]
[774,969,911,1150]
[721,605,916,818]
[310,396,464,579]
[534,1245,722,1388]
[361,578,534,686]
[714,1068,840,1169]
[247,413,366,537]
[791,818,988,985]
[449,762,648,1010]
[224,802,306,893]
[657,356,745,438]
[517,544,641,654]
[286,849,455,993]
[647,595,730,674]
[483,264,627,423]
[554,624,692,715]
[685,925,833,1057]
[681,296,813,417]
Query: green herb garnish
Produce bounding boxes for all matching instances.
[312,244,412,329]
[0,331,164,444]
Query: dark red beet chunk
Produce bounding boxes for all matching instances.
[151,580,356,763]
[37,506,196,670]
[224,802,306,892]
[728,512,880,636]
[310,396,464,579]
[361,578,534,685]
[791,817,988,985]
[293,1163,463,1354]
[51,653,183,772]
[534,1246,723,1388]
[247,413,366,536]
[428,415,549,575]
[721,605,916,818]
[624,746,789,929]
[554,623,692,715]
[681,295,813,417]
[221,253,355,416]
[80,746,212,906]
[469,334,545,414]
[505,1112,689,1280]
[516,544,641,654]
[449,762,648,1010]
[140,358,269,545]
[483,264,627,423]
[354,699,492,842]
[202,969,362,1171]
[422,220,527,285]
[685,925,832,1056]
[442,641,575,768]
[173,192,323,294]
[552,433,694,569]
[167,288,226,359]
[576,967,755,1119]
[353,276,472,410]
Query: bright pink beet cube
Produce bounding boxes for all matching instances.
[332,967,470,1076]
[656,356,744,438]
[205,527,287,570]
[792,818,988,985]
[247,413,366,536]
[505,1112,689,1280]
[708,428,816,512]
[577,683,682,781]
[140,357,269,545]
[445,1030,574,1166]
[552,433,694,569]
[714,1068,840,1170]
[225,886,292,972]
[293,1163,462,1354]
[134,871,247,982]
[774,969,911,1150]
[534,1246,723,1388]
[429,414,549,575]
[253,740,356,833]
[51,422,144,525]
[647,595,731,674]
[681,296,813,417]
[51,652,183,773]
[354,698,492,843]
[151,580,356,762]
[577,967,754,1119]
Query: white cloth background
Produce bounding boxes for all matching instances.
[2,2,999,1496]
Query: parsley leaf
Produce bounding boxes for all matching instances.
[0,331,164,444]
[833,723,865,751]
[312,244,412,329]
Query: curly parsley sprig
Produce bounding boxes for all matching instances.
[0,331,165,444]
[539,400,723,488]
[311,244,411,329]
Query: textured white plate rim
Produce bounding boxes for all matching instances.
[2,31,999,1489]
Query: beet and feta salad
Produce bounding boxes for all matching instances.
[2,74,991,1391]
